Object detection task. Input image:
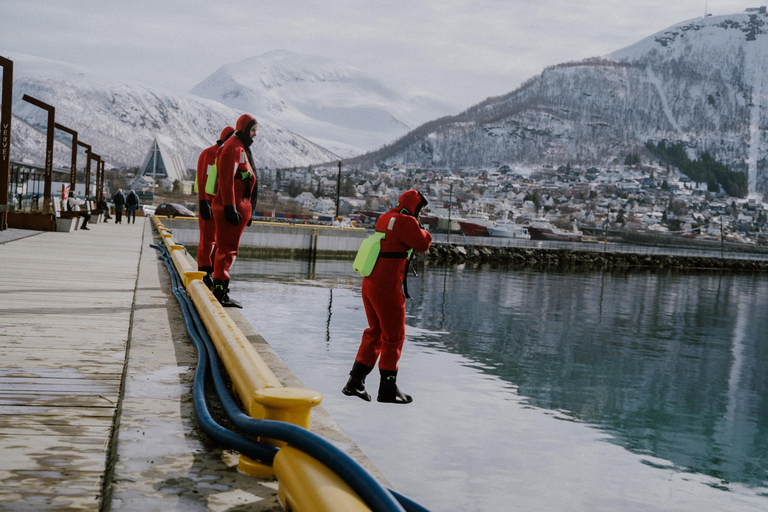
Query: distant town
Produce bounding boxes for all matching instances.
[233,159,765,246]
[11,151,767,247]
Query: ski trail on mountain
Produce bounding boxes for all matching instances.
[746,37,764,194]
[646,67,683,134]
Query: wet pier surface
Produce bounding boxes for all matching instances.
[0,219,378,511]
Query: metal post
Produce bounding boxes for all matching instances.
[720,217,724,259]
[335,161,341,220]
[0,56,13,230]
[54,123,77,192]
[447,181,453,244]
[21,95,55,214]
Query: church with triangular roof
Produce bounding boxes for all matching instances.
[137,137,188,183]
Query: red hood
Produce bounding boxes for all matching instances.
[219,126,235,141]
[236,114,256,133]
[393,189,428,217]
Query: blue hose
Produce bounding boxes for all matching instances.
[152,240,430,512]
[151,244,278,463]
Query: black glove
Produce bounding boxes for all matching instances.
[199,199,212,221]
[247,217,253,227]
[224,205,241,226]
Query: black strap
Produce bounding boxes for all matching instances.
[402,256,414,300]
[379,252,408,258]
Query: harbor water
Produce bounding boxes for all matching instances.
[232,258,768,512]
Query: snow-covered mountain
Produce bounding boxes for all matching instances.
[6,52,338,172]
[190,50,456,158]
[348,9,768,194]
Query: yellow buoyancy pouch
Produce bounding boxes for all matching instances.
[353,232,386,276]
[194,174,198,193]
[204,160,218,195]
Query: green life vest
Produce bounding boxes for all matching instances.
[204,160,219,195]
[353,232,413,277]
[353,232,386,276]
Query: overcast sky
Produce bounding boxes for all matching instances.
[1,1,760,111]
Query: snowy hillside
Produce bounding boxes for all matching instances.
[348,9,768,194]
[6,52,338,172]
[190,50,456,157]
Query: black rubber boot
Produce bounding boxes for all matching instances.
[213,279,242,308]
[377,369,413,404]
[199,266,214,290]
[342,362,374,402]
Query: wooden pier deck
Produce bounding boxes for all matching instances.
[0,220,144,509]
[0,218,382,511]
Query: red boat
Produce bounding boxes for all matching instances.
[458,220,490,237]
[524,219,582,242]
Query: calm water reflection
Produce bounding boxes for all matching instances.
[233,259,768,511]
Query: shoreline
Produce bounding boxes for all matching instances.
[420,242,768,271]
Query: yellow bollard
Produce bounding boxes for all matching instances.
[253,387,323,435]
[183,270,207,289]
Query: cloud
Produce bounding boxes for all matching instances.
[1,0,760,110]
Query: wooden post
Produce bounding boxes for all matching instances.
[77,141,91,200]
[0,56,12,230]
[54,123,78,193]
[21,95,55,214]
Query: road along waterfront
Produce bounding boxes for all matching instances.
[230,257,768,512]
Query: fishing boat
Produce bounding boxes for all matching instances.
[458,212,491,237]
[487,223,530,238]
[524,218,582,242]
[487,211,530,239]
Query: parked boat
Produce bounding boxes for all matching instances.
[458,212,491,237]
[524,218,582,242]
[487,223,530,238]
[487,211,530,239]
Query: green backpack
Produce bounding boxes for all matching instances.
[353,232,386,276]
[204,159,219,195]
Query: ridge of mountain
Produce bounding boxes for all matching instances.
[6,52,338,172]
[345,10,768,194]
[189,49,456,158]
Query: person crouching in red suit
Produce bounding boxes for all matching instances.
[197,126,234,289]
[343,189,431,404]
[211,114,258,308]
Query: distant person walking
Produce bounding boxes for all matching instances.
[113,189,126,224]
[197,126,235,289]
[342,189,431,404]
[211,114,259,308]
[125,190,140,224]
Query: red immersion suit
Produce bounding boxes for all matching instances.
[196,126,234,270]
[355,190,432,371]
[212,115,257,281]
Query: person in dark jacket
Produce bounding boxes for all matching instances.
[343,189,431,404]
[113,189,126,224]
[98,197,112,222]
[197,126,235,289]
[125,189,140,224]
[211,114,258,308]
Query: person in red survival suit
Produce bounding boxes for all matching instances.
[197,126,235,289]
[211,114,259,308]
[343,189,431,404]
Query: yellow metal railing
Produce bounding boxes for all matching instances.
[151,216,373,511]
